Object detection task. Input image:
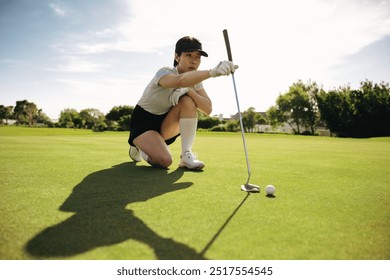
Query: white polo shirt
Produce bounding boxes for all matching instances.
[137,67,204,115]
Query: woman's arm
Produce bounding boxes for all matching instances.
[187,87,212,116]
[158,70,211,88]
[159,61,237,88]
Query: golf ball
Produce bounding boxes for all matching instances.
[265,185,275,195]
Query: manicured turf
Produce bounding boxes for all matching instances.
[1,126,389,260]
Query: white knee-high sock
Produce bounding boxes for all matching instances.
[180,118,197,154]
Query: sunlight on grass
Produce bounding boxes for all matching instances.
[1,127,389,260]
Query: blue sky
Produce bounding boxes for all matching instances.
[1,0,390,119]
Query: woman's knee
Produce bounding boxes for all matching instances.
[177,95,196,117]
[133,131,173,168]
[179,95,196,109]
[152,152,173,168]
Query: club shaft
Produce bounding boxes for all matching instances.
[231,73,251,185]
[224,29,252,185]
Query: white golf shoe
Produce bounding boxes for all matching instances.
[179,151,205,170]
[139,149,150,162]
[129,146,142,162]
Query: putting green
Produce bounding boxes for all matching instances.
[1,126,389,259]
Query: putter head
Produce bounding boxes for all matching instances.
[241,183,260,193]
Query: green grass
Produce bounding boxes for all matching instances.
[1,126,389,260]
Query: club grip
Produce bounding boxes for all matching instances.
[223,29,233,62]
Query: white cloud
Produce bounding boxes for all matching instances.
[46,0,390,116]
[76,0,390,77]
[48,55,105,73]
[49,3,67,17]
[3,0,389,119]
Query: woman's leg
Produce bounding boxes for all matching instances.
[161,95,204,169]
[133,95,202,169]
[161,95,197,150]
[133,131,173,168]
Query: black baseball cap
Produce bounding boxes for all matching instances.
[175,36,208,57]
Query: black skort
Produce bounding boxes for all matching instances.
[128,105,180,146]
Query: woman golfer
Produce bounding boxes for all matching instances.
[128,36,238,169]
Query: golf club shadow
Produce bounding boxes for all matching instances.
[25,162,205,260]
[200,193,250,256]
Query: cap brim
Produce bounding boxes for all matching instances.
[199,50,208,57]
[184,49,208,57]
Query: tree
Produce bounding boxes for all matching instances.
[352,80,390,137]
[35,109,52,126]
[58,109,80,128]
[25,102,38,126]
[266,105,284,127]
[267,80,320,134]
[5,100,51,126]
[0,105,14,124]
[233,108,265,133]
[117,115,132,131]
[226,120,238,132]
[0,105,6,124]
[198,116,220,130]
[316,80,390,137]
[302,81,322,134]
[80,108,105,130]
[105,105,134,131]
[242,107,257,132]
[256,113,267,125]
[13,100,39,126]
[105,105,134,121]
[316,87,348,136]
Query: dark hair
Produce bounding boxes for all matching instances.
[173,36,208,66]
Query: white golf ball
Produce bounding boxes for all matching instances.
[265,185,275,195]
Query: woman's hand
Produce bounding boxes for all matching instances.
[169,87,189,106]
[209,61,238,77]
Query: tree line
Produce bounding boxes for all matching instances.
[0,102,134,132]
[1,79,389,137]
[0,100,52,127]
[267,80,390,137]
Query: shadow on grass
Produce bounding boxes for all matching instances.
[25,162,205,260]
[201,193,250,256]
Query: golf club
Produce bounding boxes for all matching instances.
[223,29,260,193]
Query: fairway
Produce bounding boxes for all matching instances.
[1,126,389,260]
